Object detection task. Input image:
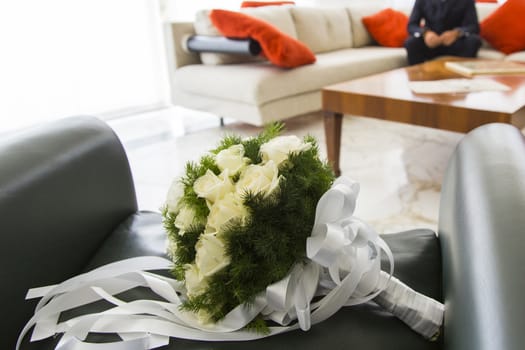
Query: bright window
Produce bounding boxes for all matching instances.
[0,0,168,133]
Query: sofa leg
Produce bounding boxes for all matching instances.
[220,117,225,127]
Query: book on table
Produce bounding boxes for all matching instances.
[445,60,525,77]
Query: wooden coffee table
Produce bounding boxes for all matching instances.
[322,57,525,176]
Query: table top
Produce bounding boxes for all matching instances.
[323,57,525,115]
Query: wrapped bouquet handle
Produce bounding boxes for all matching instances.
[306,177,444,339]
[374,272,444,340]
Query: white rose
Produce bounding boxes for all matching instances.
[196,309,212,325]
[260,135,312,166]
[206,192,248,234]
[236,160,280,198]
[165,179,184,213]
[174,206,195,235]
[184,263,208,297]
[215,144,250,174]
[193,169,234,204]
[195,233,230,278]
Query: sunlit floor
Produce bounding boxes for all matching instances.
[108,106,465,234]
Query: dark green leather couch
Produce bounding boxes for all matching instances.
[1,116,524,350]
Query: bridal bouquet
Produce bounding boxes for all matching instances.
[162,124,333,331]
[160,123,443,336]
[18,124,444,350]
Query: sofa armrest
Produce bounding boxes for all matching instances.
[0,116,138,349]
[439,123,525,350]
[168,21,201,68]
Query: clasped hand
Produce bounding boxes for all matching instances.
[424,29,461,48]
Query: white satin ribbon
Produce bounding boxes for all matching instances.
[17,177,443,350]
[374,271,444,339]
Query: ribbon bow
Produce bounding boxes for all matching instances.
[265,177,394,331]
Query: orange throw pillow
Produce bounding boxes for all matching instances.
[241,1,295,7]
[480,0,525,54]
[362,8,409,48]
[209,9,315,68]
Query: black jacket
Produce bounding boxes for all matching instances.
[407,0,480,36]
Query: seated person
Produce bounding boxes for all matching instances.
[404,0,482,65]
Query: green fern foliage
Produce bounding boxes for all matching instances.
[161,122,335,331]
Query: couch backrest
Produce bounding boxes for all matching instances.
[168,2,501,68]
[475,2,499,21]
[242,5,298,38]
[345,3,388,48]
[290,7,353,53]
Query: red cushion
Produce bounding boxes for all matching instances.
[480,0,525,54]
[209,9,316,68]
[241,1,295,8]
[362,8,409,48]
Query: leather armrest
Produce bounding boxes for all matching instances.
[0,116,138,349]
[439,123,525,350]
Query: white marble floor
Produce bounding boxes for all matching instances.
[108,106,465,234]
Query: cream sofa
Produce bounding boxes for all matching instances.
[166,3,524,127]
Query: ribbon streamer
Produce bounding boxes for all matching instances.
[17,177,444,350]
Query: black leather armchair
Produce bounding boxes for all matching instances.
[1,116,524,350]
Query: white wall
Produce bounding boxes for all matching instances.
[161,0,317,21]
[160,0,420,22]
[0,0,169,134]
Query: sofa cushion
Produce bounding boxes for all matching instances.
[347,4,389,48]
[82,211,168,269]
[241,1,295,7]
[290,7,353,53]
[362,8,409,48]
[241,5,297,38]
[475,2,499,20]
[210,9,315,68]
[477,47,506,60]
[474,3,498,49]
[173,47,406,106]
[194,6,297,65]
[480,0,525,54]
[194,10,264,65]
[505,51,525,62]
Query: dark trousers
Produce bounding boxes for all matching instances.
[404,34,482,65]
